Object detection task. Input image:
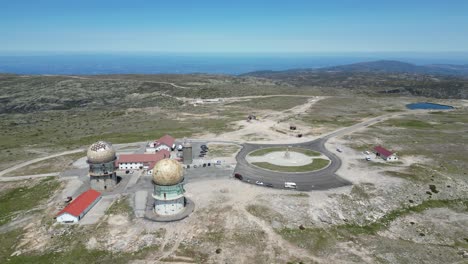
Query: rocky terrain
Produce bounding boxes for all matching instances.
[0,73,467,263]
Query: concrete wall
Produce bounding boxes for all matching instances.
[90,174,117,191]
[118,162,144,170]
[385,155,399,161]
[155,196,185,216]
[57,213,78,223]
[183,147,193,165]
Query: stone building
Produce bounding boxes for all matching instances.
[87,141,118,191]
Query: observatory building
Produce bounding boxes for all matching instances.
[152,159,187,216]
[87,141,118,191]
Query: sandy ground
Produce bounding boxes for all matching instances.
[199,96,324,144]
[79,196,115,225]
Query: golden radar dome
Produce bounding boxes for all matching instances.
[87,141,116,164]
[152,159,184,186]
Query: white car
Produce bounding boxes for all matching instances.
[284,182,297,189]
[255,181,264,186]
[365,156,371,161]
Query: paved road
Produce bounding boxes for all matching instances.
[234,112,406,191]
[234,139,349,191]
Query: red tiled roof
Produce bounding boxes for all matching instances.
[374,146,394,157]
[117,150,170,164]
[156,135,175,147]
[57,189,101,217]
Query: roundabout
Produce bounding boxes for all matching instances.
[246,147,331,173]
[233,138,351,191]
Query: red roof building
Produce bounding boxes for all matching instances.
[146,135,176,152]
[156,135,175,148]
[56,189,102,223]
[117,150,170,170]
[374,146,398,161]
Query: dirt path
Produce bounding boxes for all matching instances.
[0,172,60,182]
[0,149,84,177]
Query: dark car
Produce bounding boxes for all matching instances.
[125,170,130,174]
[265,183,274,188]
[234,173,243,180]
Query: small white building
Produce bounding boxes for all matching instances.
[56,190,101,224]
[146,135,176,153]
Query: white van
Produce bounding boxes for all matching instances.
[284,182,297,189]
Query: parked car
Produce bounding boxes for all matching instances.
[201,144,208,149]
[336,148,342,153]
[255,181,264,186]
[234,173,243,180]
[365,156,371,161]
[265,183,274,188]
[125,170,130,174]
[284,182,297,189]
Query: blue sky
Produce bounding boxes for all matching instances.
[1,0,467,53]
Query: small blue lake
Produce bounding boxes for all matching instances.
[406,102,454,110]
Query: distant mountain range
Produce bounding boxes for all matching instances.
[243,60,468,77]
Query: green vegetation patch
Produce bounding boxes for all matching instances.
[175,243,209,263]
[206,143,241,158]
[277,228,337,254]
[382,119,434,129]
[384,163,437,182]
[0,177,60,226]
[338,198,468,236]
[277,198,468,255]
[6,151,85,177]
[252,158,330,173]
[246,204,285,223]
[249,147,320,157]
[106,196,134,218]
[5,242,158,264]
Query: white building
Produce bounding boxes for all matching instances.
[56,190,101,224]
[146,135,176,153]
[117,150,170,172]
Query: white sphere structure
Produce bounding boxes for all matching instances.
[152,159,184,186]
[87,141,116,164]
[87,141,118,191]
[152,159,186,216]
